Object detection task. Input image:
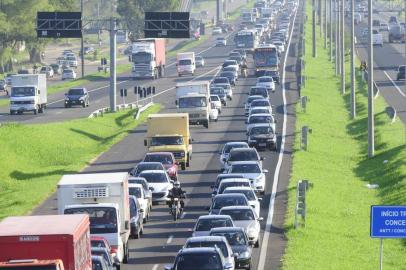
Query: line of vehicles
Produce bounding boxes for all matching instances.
[0,0,298,269]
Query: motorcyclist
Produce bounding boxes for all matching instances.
[167,181,185,213]
[241,61,248,78]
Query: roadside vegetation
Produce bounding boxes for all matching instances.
[0,104,161,219]
[282,3,406,269]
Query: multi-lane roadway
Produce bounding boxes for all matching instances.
[30,1,304,270]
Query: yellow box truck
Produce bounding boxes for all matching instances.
[144,113,192,170]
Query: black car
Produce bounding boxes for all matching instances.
[219,71,237,86]
[210,227,252,270]
[64,87,89,108]
[129,195,143,239]
[396,65,405,80]
[247,123,277,150]
[165,247,231,270]
[249,86,269,99]
[255,70,280,84]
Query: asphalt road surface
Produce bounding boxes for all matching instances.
[32,1,304,270]
[354,6,406,124]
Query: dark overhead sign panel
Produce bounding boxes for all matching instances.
[37,12,82,38]
[144,12,190,39]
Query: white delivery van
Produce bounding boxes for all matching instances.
[177,52,196,76]
[10,74,47,115]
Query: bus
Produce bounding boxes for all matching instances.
[253,44,279,73]
[233,30,259,53]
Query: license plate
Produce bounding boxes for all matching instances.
[259,143,267,147]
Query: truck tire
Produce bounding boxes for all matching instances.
[33,108,37,115]
[203,120,209,128]
[10,110,14,115]
[186,155,190,167]
[181,162,186,170]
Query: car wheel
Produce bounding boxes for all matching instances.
[140,224,144,235]
[246,263,252,270]
[254,238,260,248]
[135,227,140,239]
[123,243,129,263]
[82,102,86,108]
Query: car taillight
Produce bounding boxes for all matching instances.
[110,245,118,254]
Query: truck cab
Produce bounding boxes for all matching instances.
[130,38,166,79]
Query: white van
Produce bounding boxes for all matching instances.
[372,29,383,46]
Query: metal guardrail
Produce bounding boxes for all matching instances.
[294,180,312,229]
[88,98,152,119]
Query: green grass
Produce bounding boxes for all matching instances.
[282,3,406,270]
[0,104,161,219]
[167,36,209,59]
[191,0,216,13]
[228,0,255,21]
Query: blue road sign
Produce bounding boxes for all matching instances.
[370,206,406,238]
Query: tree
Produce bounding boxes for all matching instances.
[117,0,180,41]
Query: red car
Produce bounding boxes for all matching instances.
[143,152,179,180]
[90,236,117,262]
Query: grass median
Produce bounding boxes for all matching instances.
[282,3,406,270]
[0,104,161,219]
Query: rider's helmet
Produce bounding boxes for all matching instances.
[174,181,181,188]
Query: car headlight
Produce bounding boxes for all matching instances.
[238,251,250,259]
[65,97,70,101]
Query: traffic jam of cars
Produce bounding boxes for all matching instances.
[0,0,299,269]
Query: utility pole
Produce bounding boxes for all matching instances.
[340,0,345,94]
[329,0,333,61]
[337,0,341,75]
[109,18,117,112]
[319,0,322,37]
[313,0,317,57]
[324,0,327,48]
[80,0,85,78]
[350,0,356,118]
[335,0,339,71]
[367,0,374,157]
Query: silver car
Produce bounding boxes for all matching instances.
[195,56,205,67]
[219,206,263,247]
[192,215,235,237]
[227,161,268,195]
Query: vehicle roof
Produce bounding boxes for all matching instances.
[139,170,167,174]
[198,214,233,220]
[230,147,257,152]
[145,152,174,156]
[249,113,273,117]
[250,106,271,111]
[179,247,221,254]
[258,76,273,79]
[230,160,261,166]
[249,123,273,128]
[248,95,264,99]
[219,205,253,211]
[186,236,227,243]
[216,173,245,179]
[219,178,251,184]
[128,183,143,189]
[214,193,247,199]
[210,226,245,233]
[224,141,249,146]
[0,214,88,236]
[129,176,147,181]
[91,236,109,241]
[224,186,253,191]
[58,172,128,185]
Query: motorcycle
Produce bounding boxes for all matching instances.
[170,198,181,221]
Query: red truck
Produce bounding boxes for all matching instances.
[130,38,166,79]
[0,214,92,270]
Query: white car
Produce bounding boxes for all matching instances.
[248,106,273,117]
[216,37,227,46]
[210,95,222,113]
[372,30,383,46]
[227,161,268,195]
[39,66,54,78]
[273,41,285,53]
[128,183,150,223]
[138,170,173,203]
[62,69,77,80]
[256,76,275,92]
[214,83,233,100]
[212,27,223,35]
[249,99,272,116]
[219,206,263,247]
[210,102,219,122]
[215,178,252,198]
[219,142,249,168]
[66,56,78,68]
[244,95,264,115]
[224,147,263,173]
[223,186,262,217]
[379,23,389,32]
[246,113,276,134]
[195,56,205,67]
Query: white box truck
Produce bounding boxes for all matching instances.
[57,172,131,265]
[175,81,211,128]
[10,74,47,115]
[177,52,195,76]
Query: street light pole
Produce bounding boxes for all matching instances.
[109,18,117,112]
[313,0,317,57]
[340,0,345,94]
[367,0,375,157]
[337,0,341,75]
[324,0,327,48]
[329,0,333,61]
[80,0,85,78]
[350,0,356,118]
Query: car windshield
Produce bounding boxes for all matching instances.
[220,72,234,78]
[230,164,261,174]
[67,56,76,61]
[179,59,192,65]
[224,61,237,66]
[399,66,405,73]
[139,172,168,183]
[186,241,228,257]
[223,143,247,154]
[211,95,220,101]
[223,67,236,72]
[210,88,225,95]
[91,240,108,249]
[68,88,84,95]
[196,56,203,61]
[196,218,233,231]
[250,126,273,135]
[135,163,164,175]
[211,231,247,246]
[250,88,267,96]
[251,100,270,107]
[247,96,262,104]
[213,77,229,84]
[129,179,148,190]
[213,196,248,209]
[228,150,258,161]
[150,136,184,146]
[64,207,117,234]
[219,182,250,194]
[249,115,273,124]
[92,250,111,266]
[92,259,104,270]
[258,77,272,82]
[251,109,269,114]
[129,187,142,198]
[11,87,35,97]
[221,209,255,221]
[224,189,256,200]
[216,84,230,90]
[179,97,207,108]
[64,70,73,74]
[144,154,174,164]
[175,253,222,270]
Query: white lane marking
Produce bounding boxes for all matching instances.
[152,264,159,270]
[257,4,299,270]
[180,211,187,219]
[383,71,406,97]
[55,111,63,114]
[166,235,174,244]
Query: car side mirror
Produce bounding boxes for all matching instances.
[258,198,263,201]
[144,140,147,147]
[224,262,234,269]
[164,265,173,270]
[64,93,68,96]
[260,157,265,160]
[263,169,268,173]
[258,217,264,221]
[139,209,144,213]
[170,180,174,185]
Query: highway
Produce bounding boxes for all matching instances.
[30,1,304,270]
[354,6,406,123]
